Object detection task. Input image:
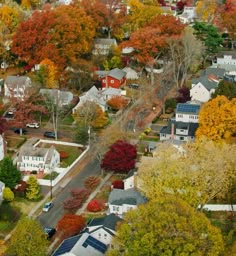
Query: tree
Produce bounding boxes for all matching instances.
[107,197,224,256]
[0,117,7,134]
[73,101,108,129]
[138,140,236,208]
[26,175,41,200]
[195,0,217,24]
[196,96,236,141]
[175,86,191,103]
[107,96,129,110]
[0,157,21,190]
[57,214,86,239]
[84,176,100,190]
[3,187,14,202]
[101,140,137,173]
[75,124,90,145]
[221,2,236,39]
[212,80,236,99]
[39,58,58,88]
[87,199,103,212]
[6,216,48,256]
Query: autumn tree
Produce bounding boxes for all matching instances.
[73,101,108,129]
[101,140,137,173]
[0,157,21,190]
[57,214,86,239]
[107,95,129,110]
[175,86,191,103]
[6,216,48,256]
[196,95,236,141]
[40,58,58,88]
[195,0,217,24]
[3,187,14,202]
[138,140,236,208]
[0,117,7,134]
[107,197,224,256]
[212,80,236,99]
[221,2,236,40]
[26,175,41,200]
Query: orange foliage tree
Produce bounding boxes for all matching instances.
[196,95,236,141]
[57,214,86,239]
[40,58,58,88]
[107,96,129,110]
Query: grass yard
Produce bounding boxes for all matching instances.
[5,135,27,149]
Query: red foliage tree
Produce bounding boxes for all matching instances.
[107,96,129,110]
[84,176,100,190]
[176,87,191,103]
[87,199,103,212]
[57,214,86,239]
[112,180,124,189]
[60,151,69,159]
[0,117,7,134]
[101,140,137,173]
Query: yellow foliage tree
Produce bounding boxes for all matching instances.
[21,0,31,10]
[40,59,58,88]
[0,240,7,255]
[196,95,236,141]
[196,0,217,24]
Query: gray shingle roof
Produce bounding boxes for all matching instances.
[108,68,126,80]
[192,77,218,91]
[94,38,117,46]
[108,188,147,206]
[5,75,30,86]
[200,67,225,78]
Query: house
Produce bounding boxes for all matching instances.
[72,86,126,113]
[0,135,5,161]
[16,143,60,174]
[107,188,147,217]
[177,6,196,24]
[123,169,138,190]
[95,68,126,89]
[39,89,74,106]
[92,39,117,56]
[160,102,201,142]
[223,71,236,82]
[212,51,236,71]
[4,75,31,99]
[122,67,139,80]
[0,181,5,204]
[52,214,122,256]
[52,232,107,256]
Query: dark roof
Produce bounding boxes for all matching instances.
[52,234,82,256]
[192,76,219,91]
[200,67,225,78]
[108,188,147,206]
[82,235,107,254]
[217,51,236,59]
[125,169,137,179]
[176,103,200,114]
[87,213,122,232]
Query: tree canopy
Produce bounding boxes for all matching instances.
[6,216,48,256]
[196,95,236,141]
[212,80,236,99]
[107,197,224,256]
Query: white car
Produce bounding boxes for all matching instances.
[26,122,40,128]
[43,202,54,212]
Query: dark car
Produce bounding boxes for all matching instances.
[128,83,139,89]
[44,131,56,139]
[44,227,56,239]
[14,128,28,135]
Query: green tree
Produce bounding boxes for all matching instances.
[212,80,236,99]
[75,124,89,145]
[107,197,224,256]
[6,216,48,256]
[0,157,21,190]
[3,187,14,202]
[26,176,41,200]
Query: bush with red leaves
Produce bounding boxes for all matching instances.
[70,188,90,202]
[57,214,86,239]
[112,180,124,189]
[13,180,27,197]
[87,199,103,212]
[84,176,100,190]
[101,140,137,173]
[60,151,69,159]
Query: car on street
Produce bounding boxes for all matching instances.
[43,202,54,212]
[7,108,16,115]
[26,122,40,128]
[44,131,56,139]
[128,83,139,89]
[14,128,28,134]
[44,227,56,239]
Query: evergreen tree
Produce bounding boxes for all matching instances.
[26,176,41,200]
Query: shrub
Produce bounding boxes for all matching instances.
[31,171,37,175]
[60,151,69,159]
[70,188,90,203]
[3,187,14,202]
[87,199,102,212]
[112,180,124,189]
[84,176,100,190]
[144,127,151,135]
[63,198,83,212]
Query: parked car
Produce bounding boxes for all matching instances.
[7,108,16,115]
[43,202,54,212]
[26,122,39,128]
[14,128,28,134]
[44,227,56,239]
[44,131,56,139]
[128,83,139,89]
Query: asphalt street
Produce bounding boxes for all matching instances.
[37,157,101,228]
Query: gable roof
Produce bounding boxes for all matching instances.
[200,67,225,78]
[108,68,126,80]
[87,213,122,232]
[94,38,117,46]
[108,188,147,206]
[176,103,200,115]
[40,89,73,105]
[122,67,138,80]
[192,77,219,91]
[217,51,236,59]
[5,76,30,87]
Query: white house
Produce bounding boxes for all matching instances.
[72,86,126,113]
[4,75,31,99]
[211,51,236,71]
[107,188,147,217]
[177,6,196,24]
[123,169,138,190]
[92,39,117,56]
[0,181,5,204]
[16,145,60,174]
[39,89,74,106]
[122,67,139,80]
[0,135,5,161]
[175,103,200,123]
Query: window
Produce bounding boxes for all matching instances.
[113,206,119,212]
[180,137,184,141]
[110,80,114,84]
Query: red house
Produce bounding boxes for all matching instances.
[95,68,126,89]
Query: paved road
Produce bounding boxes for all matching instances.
[37,157,101,228]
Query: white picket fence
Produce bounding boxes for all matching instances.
[201,204,236,212]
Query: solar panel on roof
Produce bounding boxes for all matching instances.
[52,235,81,256]
[82,235,107,254]
[177,104,200,114]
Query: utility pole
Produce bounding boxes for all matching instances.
[88,125,91,148]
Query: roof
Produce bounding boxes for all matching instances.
[122,67,138,80]
[94,38,117,46]
[176,103,200,115]
[217,51,236,59]
[125,169,137,179]
[5,75,30,86]
[39,89,73,105]
[87,213,122,232]
[0,181,5,189]
[192,77,219,91]
[108,68,126,80]
[200,67,225,78]
[108,188,147,206]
